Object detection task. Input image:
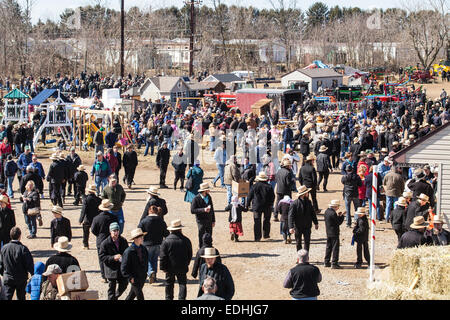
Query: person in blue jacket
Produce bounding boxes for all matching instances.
[25,262,45,300]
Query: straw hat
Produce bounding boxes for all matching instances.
[167,219,184,231]
[58,153,66,160]
[380,148,388,153]
[77,165,86,171]
[410,216,429,229]
[403,191,413,199]
[395,197,408,207]
[297,185,312,196]
[306,154,316,161]
[98,199,114,211]
[51,206,63,215]
[282,159,292,167]
[358,151,367,157]
[129,228,147,241]
[49,153,59,161]
[0,195,9,205]
[392,141,399,146]
[415,169,425,179]
[255,172,269,182]
[198,183,210,192]
[432,215,444,224]
[319,145,328,153]
[355,207,367,216]
[87,184,97,194]
[53,236,72,252]
[329,200,340,208]
[353,137,359,144]
[408,134,415,139]
[147,187,160,196]
[417,193,429,203]
[200,247,219,259]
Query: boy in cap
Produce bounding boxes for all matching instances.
[324,200,345,269]
[49,206,72,247]
[40,264,62,300]
[353,208,370,269]
[73,165,88,206]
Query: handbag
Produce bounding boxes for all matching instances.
[27,207,40,216]
[185,176,194,191]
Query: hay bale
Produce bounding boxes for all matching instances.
[418,255,450,295]
[366,280,450,300]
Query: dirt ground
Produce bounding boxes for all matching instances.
[10,80,449,300]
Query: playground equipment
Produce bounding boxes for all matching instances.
[1,88,30,124]
[432,59,450,76]
[29,89,74,149]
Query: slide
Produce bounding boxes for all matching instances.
[313,60,330,69]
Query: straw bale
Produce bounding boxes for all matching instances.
[417,255,450,295]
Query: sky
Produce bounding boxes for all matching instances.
[29,0,405,24]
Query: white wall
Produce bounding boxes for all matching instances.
[141,82,161,102]
[281,71,311,90]
[281,71,343,92]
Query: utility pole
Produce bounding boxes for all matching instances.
[186,0,201,78]
[120,0,125,78]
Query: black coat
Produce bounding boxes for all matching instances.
[66,154,82,179]
[431,229,450,246]
[121,244,149,283]
[159,231,193,274]
[140,196,168,222]
[50,217,72,246]
[300,137,312,155]
[299,163,317,188]
[224,204,247,223]
[404,201,429,231]
[341,173,362,198]
[123,151,138,170]
[316,153,331,173]
[74,171,88,189]
[191,242,222,278]
[45,252,80,274]
[278,201,291,222]
[0,207,16,243]
[138,215,169,246]
[47,160,66,184]
[407,179,435,207]
[79,193,101,225]
[0,240,34,284]
[197,262,235,300]
[324,208,345,238]
[353,216,369,243]
[288,198,318,231]
[246,181,275,212]
[20,172,43,194]
[275,167,295,195]
[91,212,119,247]
[156,147,171,167]
[191,194,215,224]
[397,230,430,249]
[283,263,321,299]
[391,205,407,232]
[22,190,40,215]
[99,235,129,279]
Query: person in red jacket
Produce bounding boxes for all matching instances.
[105,148,119,175]
[0,137,12,158]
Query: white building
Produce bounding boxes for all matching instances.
[140,76,192,103]
[281,69,343,92]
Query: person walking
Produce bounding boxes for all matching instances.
[91,200,119,283]
[288,185,319,252]
[383,166,405,223]
[79,184,101,250]
[47,153,65,208]
[123,144,138,189]
[224,196,247,242]
[299,155,319,213]
[156,141,171,189]
[140,187,168,221]
[21,181,40,239]
[316,145,331,192]
[341,166,362,227]
[274,159,296,221]
[121,228,149,300]
[93,127,105,155]
[73,165,88,206]
[197,247,235,300]
[4,155,18,199]
[0,195,15,248]
[65,147,82,197]
[353,207,370,269]
[224,155,241,205]
[49,206,72,247]
[91,152,112,196]
[191,233,222,279]
[324,200,345,269]
[101,175,126,234]
[159,219,193,300]
[99,222,129,300]
[191,183,215,248]
[283,249,321,300]
[391,197,408,241]
[172,148,187,190]
[0,227,34,300]
[246,172,275,242]
[138,205,169,284]
[45,237,80,273]
[184,161,204,203]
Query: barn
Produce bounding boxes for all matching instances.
[281,69,343,93]
[393,122,450,227]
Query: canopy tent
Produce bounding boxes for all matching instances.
[3,88,29,100]
[29,89,72,106]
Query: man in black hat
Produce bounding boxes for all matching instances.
[123,145,138,189]
[46,154,66,208]
[407,168,435,209]
[341,166,362,227]
[156,141,171,189]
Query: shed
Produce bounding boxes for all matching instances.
[202,73,243,90]
[235,88,303,115]
[140,77,192,103]
[281,69,343,93]
[251,99,272,116]
[2,89,30,124]
[187,81,226,94]
[392,122,450,227]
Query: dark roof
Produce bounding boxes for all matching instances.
[187,81,224,91]
[393,121,450,161]
[29,89,72,106]
[205,73,242,83]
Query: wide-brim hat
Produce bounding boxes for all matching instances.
[53,236,72,252]
[432,215,444,224]
[306,154,316,161]
[297,185,312,196]
[403,191,413,199]
[410,216,429,229]
[98,199,114,211]
[417,193,430,203]
[353,137,359,143]
[49,153,59,161]
[282,159,292,167]
[392,141,399,146]
[319,145,328,152]
[255,172,268,182]
[129,228,147,241]
[200,247,219,259]
[358,152,367,157]
[87,184,97,194]
[51,206,63,215]
[380,148,388,153]
[395,197,408,207]
[198,183,210,192]
[355,207,367,216]
[58,153,66,160]
[77,165,86,171]
[415,168,425,179]
[147,187,160,196]
[167,219,184,231]
[329,200,340,208]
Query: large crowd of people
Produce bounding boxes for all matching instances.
[0,73,449,301]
